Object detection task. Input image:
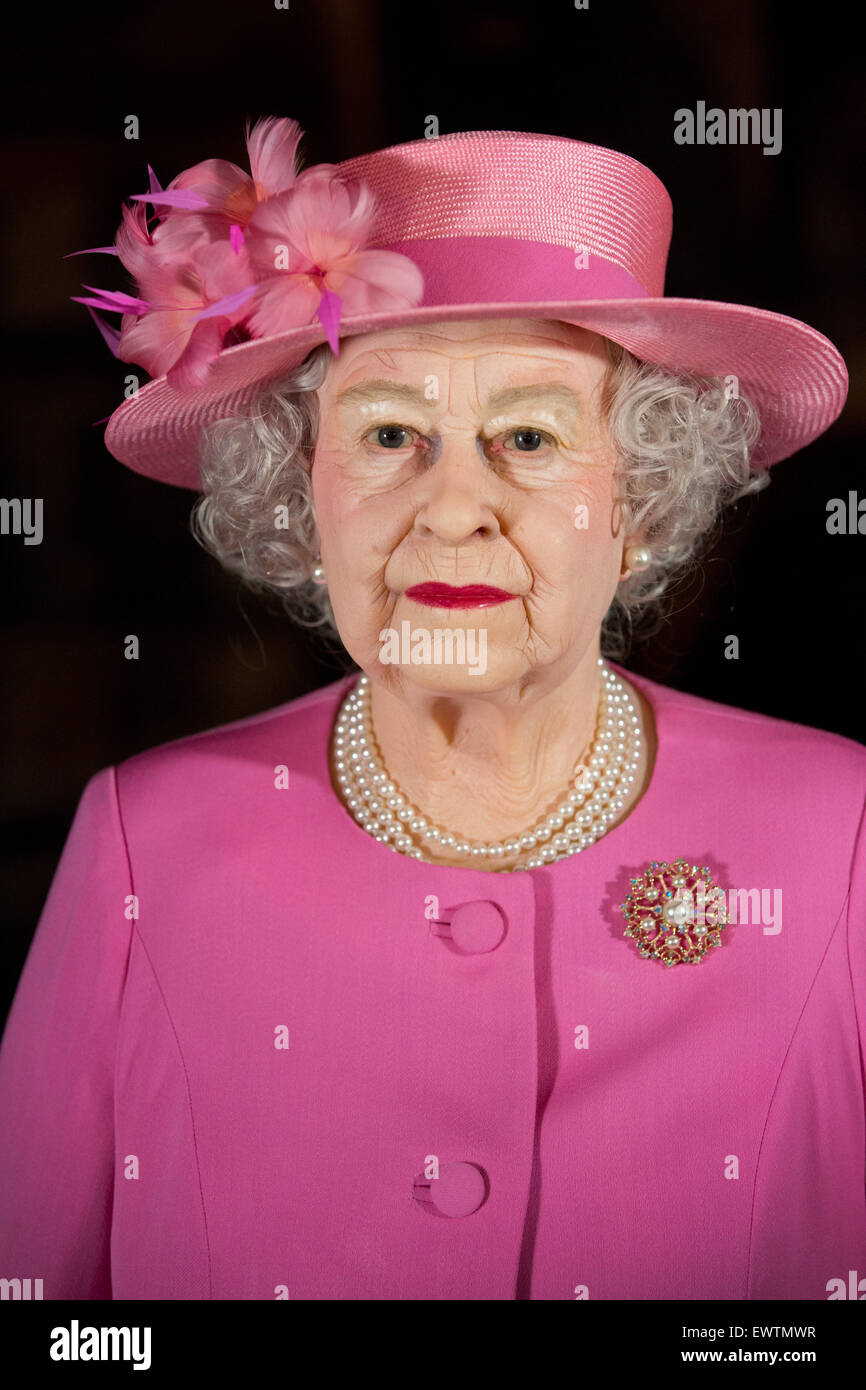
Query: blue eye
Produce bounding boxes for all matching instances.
[371,425,413,449]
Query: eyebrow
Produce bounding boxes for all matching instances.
[335,378,584,415]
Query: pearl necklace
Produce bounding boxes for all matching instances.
[332,658,642,872]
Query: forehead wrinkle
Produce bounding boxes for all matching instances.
[335,377,585,419]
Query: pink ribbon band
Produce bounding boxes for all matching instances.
[383,236,649,306]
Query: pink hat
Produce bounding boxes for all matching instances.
[72,118,848,491]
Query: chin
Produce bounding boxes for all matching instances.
[388,650,536,696]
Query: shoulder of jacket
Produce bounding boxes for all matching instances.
[112,673,356,793]
[623,665,866,787]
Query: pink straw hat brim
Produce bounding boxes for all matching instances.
[103,295,848,490]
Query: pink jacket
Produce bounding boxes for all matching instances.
[1,661,865,1300]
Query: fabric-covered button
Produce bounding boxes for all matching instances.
[445,901,506,953]
[413,1162,488,1217]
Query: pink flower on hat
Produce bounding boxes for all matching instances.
[73,200,258,391]
[132,116,306,231]
[243,169,425,349]
[68,115,426,391]
[119,239,256,392]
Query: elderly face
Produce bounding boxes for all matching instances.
[310,318,631,695]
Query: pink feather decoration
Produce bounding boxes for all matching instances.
[84,306,123,357]
[117,239,256,388]
[130,188,211,211]
[70,115,426,387]
[245,115,304,199]
[245,172,424,340]
[72,286,151,314]
[64,246,118,258]
[316,288,343,354]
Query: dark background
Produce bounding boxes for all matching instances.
[2,0,863,1015]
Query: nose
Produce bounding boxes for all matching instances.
[412,433,501,546]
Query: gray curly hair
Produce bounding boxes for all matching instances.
[190,332,766,662]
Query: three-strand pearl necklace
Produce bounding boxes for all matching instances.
[332,658,642,872]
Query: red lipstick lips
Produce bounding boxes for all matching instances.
[405,583,518,609]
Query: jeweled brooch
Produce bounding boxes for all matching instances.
[620,858,729,967]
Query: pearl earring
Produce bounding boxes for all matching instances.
[622,544,652,575]
[312,557,326,584]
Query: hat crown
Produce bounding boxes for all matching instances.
[336,130,673,297]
